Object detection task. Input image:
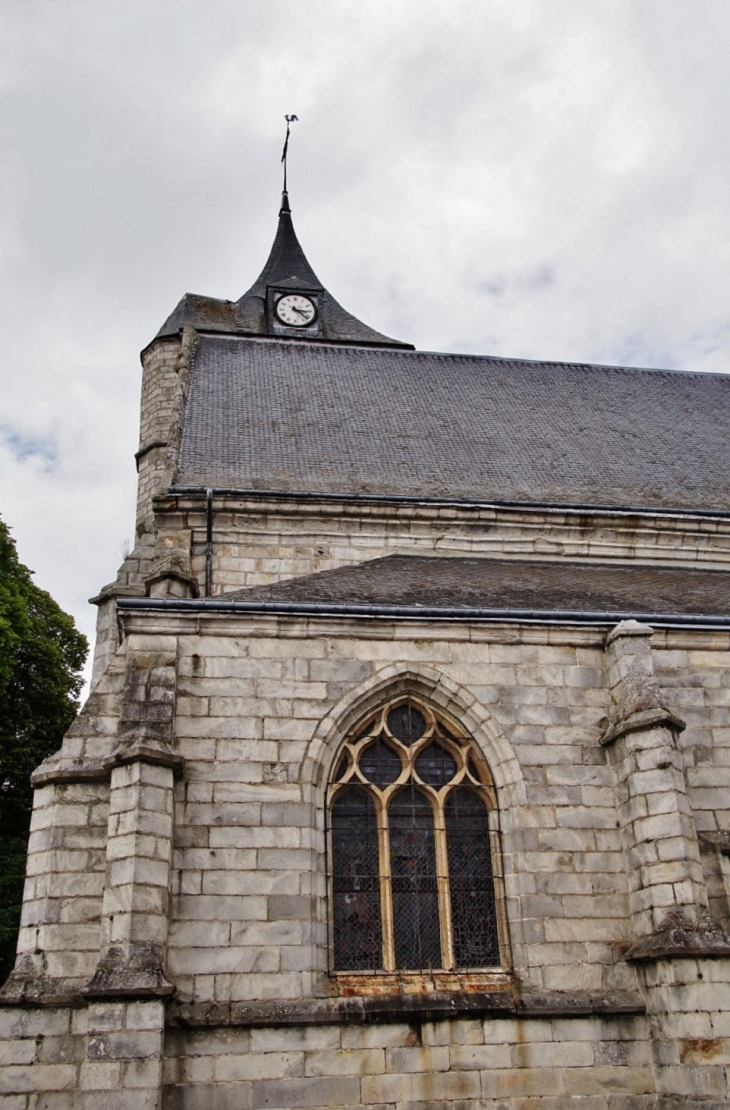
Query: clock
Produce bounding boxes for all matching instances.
[275,293,318,328]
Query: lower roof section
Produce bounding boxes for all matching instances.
[176,336,730,512]
[118,556,730,629]
[220,556,730,617]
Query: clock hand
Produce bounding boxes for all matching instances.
[292,306,312,318]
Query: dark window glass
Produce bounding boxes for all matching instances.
[389,788,441,969]
[359,739,402,787]
[415,743,457,786]
[333,755,348,781]
[387,703,426,745]
[331,787,382,970]
[467,755,481,782]
[445,787,500,967]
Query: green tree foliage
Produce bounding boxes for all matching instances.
[0,517,87,981]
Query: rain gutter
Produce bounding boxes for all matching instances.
[116,596,730,631]
[169,486,730,523]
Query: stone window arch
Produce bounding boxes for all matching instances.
[327,695,507,974]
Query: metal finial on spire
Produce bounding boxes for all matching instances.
[281,114,299,194]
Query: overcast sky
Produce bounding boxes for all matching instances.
[2,0,730,677]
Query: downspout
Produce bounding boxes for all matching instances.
[205,488,213,598]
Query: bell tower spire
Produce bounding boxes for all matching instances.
[151,120,412,349]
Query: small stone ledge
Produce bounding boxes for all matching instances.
[166,989,645,1029]
[514,989,646,1017]
[82,944,176,1001]
[0,972,86,1008]
[81,968,176,1001]
[144,556,199,600]
[600,705,686,746]
[30,737,186,786]
[31,755,108,787]
[104,734,185,777]
[626,910,730,961]
[89,581,146,606]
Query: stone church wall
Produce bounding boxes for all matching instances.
[176,496,730,596]
[3,614,730,1106]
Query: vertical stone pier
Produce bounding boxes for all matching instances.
[79,637,182,1109]
[602,619,706,942]
[603,620,730,1109]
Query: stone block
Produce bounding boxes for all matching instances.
[0,1039,37,1066]
[36,1035,85,1066]
[173,894,267,921]
[0,1065,77,1095]
[305,1048,385,1076]
[87,1030,160,1062]
[208,827,301,850]
[563,1065,656,1096]
[361,1069,481,1103]
[481,1066,565,1098]
[80,1090,160,1110]
[79,1061,122,1091]
[449,1044,510,1069]
[251,1076,360,1108]
[120,1057,163,1089]
[0,1096,28,1110]
[0,1007,70,1038]
[249,1027,339,1054]
[214,1052,304,1081]
[384,1045,449,1073]
[162,1081,251,1110]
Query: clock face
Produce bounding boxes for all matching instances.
[275,293,317,328]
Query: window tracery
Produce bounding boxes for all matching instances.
[328,696,505,973]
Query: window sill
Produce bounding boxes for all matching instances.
[331,970,511,996]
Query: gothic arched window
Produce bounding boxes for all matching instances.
[328,697,505,973]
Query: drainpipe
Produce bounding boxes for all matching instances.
[205,488,213,597]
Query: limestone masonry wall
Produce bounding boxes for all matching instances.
[3,611,730,1107]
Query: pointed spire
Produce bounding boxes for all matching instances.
[239,192,323,303]
[153,143,413,349]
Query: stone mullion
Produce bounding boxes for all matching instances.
[433,799,454,971]
[377,793,396,972]
[488,807,511,970]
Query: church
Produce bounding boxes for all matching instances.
[3,176,730,1110]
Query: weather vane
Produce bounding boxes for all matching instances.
[281,114,298,193]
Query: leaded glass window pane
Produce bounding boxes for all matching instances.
[445,786,500,967]
[331,786,382,970]
[415,743,457,786]
[387,703,426,745]
[389,789,441,969]
[359,739,402,786]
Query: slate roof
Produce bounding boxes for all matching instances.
[154,193,410,349]
[219,555,730,618]
[175,334,730,512]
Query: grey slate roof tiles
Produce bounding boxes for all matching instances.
[176,335,730,512]
[219,555,730,618]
